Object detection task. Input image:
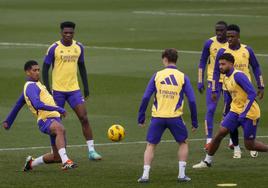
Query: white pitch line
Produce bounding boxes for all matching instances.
[1,136,268,152]
[0,42,268,57]
[133,10,268,18]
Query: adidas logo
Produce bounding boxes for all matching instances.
[160,74,178,86]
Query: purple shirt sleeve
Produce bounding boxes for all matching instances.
[184,75,198,128]
[198,39,213,83]
[44,43,57,65]
[246,46,264,89]
[77,42,85,63]
[4,93,25,128]
[138,73,156,124]
[234,72,257,118]
[26,83,65,114]
[212,48,225,92]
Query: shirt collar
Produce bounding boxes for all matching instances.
[60,39,73,46]
[26,77,38,82]
[166,65,177,69]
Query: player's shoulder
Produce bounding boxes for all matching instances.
[74,40,84,49]
[203,37,215,46]
[241,44,254,52]
[209,36,217,42]
[24,81,37,87]
[47,41,59,51]
[218,47,226,54]
[23,81,38,92]
[233,70,246,79]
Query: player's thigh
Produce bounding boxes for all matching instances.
[146,118,166,144]
[67,90,85,110]
[53,90,66,108]
[221,112,240,132]
[241,118,258,140]
[38,117,63,145]
[47,118,65,135]
[166,117,188,143]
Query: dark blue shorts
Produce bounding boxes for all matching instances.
[146,117,188,144]
[53,90,84,109]
[221,111,258,140]
[38,117,62,146]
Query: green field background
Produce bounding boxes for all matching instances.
[0,0,268,187]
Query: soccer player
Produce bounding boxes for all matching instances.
[42,21,101,160]
[2,60,77,171]
[212,24,265,158]
[137,49,198,183]
[198,21,228,147]
[193,53,268,169]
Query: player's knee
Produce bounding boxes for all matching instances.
[55,125,65,135]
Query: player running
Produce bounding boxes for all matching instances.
[193,53,268,169]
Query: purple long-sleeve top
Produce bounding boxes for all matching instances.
[138,72,198,128]
[4,81,65,129]
[224,69,257,118]
[198,39,213,83]
[212,46,264,92]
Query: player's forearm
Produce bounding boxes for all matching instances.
[183,76,198,127]
[42,63,51,92]
[137,75,156,124]
[78,62,89,92]
[188,101,198,128]
[247,46,265,89]
[223,91,231,116]
[4,94,25,128]
[34,101,65,114]
[198,42,210,83]
[252,66,264,89]
[137,97,150,124]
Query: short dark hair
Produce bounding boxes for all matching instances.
[162,48,178,63]
[60,21,76,30]
[227,24,240,33]
[216,21,228,27]
[24,60,38,71]
[219,53,235,64]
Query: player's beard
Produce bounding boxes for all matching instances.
[220,69,226,74]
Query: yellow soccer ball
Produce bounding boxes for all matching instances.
[107,124,125,142]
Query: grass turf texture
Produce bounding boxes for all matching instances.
[0,0,268,187]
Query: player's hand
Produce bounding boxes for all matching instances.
[61,111,67,118]
[198,82,205,93]
[211,92,217,102]
[257,88,264,100]
[138,123,146,128]
[2,122,9,130]
[84,89,89,100]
